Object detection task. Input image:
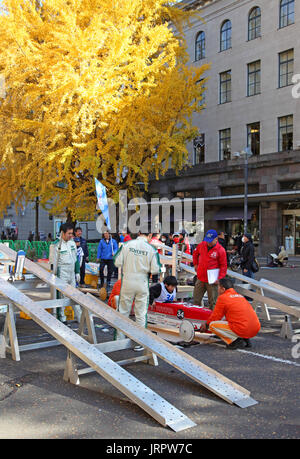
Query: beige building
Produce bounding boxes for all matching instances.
[185,0,299,162]
[149,0,300,256]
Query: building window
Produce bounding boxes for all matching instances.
[247,60,261,96]
[176,190,205,198]
[219,129,231,160]
[278,115,293,151]
[280,181,300,191]
[248,7,261,40]
[196,79,206,108]
[195,31,205,61]
[220,20,232,51]
[193,135,205,164]
[221,184,259,196]
[279,49,294,87]
[247,122,260,155]
[219,70,231,104]
[279,0,294,28]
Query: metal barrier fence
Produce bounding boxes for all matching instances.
[0,240,99,262]
[158,242,300,337]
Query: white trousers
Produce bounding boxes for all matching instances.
[58,265,82,323]
[116,273,149,339]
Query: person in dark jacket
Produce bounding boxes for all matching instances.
[240,233,255,279]
[74,227,89,286]
[234,233,243,255]
[218,231,227,250]
[96,231,118,289]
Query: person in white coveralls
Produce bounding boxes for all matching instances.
[50,223,82,323]
[113,232,161,349]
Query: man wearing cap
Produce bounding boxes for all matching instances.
[193,229,227,310]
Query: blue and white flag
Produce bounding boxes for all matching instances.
[94,178,111,230]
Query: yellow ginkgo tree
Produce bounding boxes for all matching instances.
[0,0,209,221]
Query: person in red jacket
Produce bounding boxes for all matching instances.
[202,277,261,349]
[193,229,227,309]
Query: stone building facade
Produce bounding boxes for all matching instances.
[0,201,53,241]
[149,0,300,256]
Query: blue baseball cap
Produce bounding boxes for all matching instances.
[204,229,218,243]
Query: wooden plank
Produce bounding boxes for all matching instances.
[0,276,196,432]
[148,324,220,345]
[78,287,101,295]
[0,244,258,408]
[6,304,20,361]
[235,285,300,319]
[260,278,300,299]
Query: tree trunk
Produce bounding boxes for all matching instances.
[35,197,39,241]
[66,209,77,229]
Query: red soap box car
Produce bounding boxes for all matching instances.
[147,301,212,335]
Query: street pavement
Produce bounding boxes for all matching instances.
[0,266,299,440]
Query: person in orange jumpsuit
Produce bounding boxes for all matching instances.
[107,279,121,310]
[107,279,134,314]
[201,277,261,349]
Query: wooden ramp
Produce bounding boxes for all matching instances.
[0,244,258,427]
[0,276,195,432]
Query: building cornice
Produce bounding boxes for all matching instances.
[149,150,300,183]
[180,0,216,11]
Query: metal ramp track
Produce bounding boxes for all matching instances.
[0,277,195,432]
[0,244,257,409]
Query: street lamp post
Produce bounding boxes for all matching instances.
[244,152,249,234]
[234,147,252,234]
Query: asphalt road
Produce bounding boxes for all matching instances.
[0,266,299,440]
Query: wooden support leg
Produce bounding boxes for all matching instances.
[280,315,294,339]
[252,287,260,313]
[257,288,271,321]
[144,349,158,366]
[0,308,8,358]
[78,308,97,344]
[0,332,6,358]
[4,304,20,361]
[63,350,80,385]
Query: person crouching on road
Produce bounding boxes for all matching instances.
[193,229,227,310]
[113,231,161,349]
[149,276,178,306]
[202,277,260,349]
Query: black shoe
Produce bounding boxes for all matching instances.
[133,345,144,352]
[227,338,246,350]
[243,338,252,348]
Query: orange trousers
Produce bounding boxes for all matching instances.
[208,321,239,345]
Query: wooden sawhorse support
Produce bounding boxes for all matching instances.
[64,338,158,385]
[68,307,158,385]
[0,298,77,360]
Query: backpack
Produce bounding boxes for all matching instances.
[251,257,260,273]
